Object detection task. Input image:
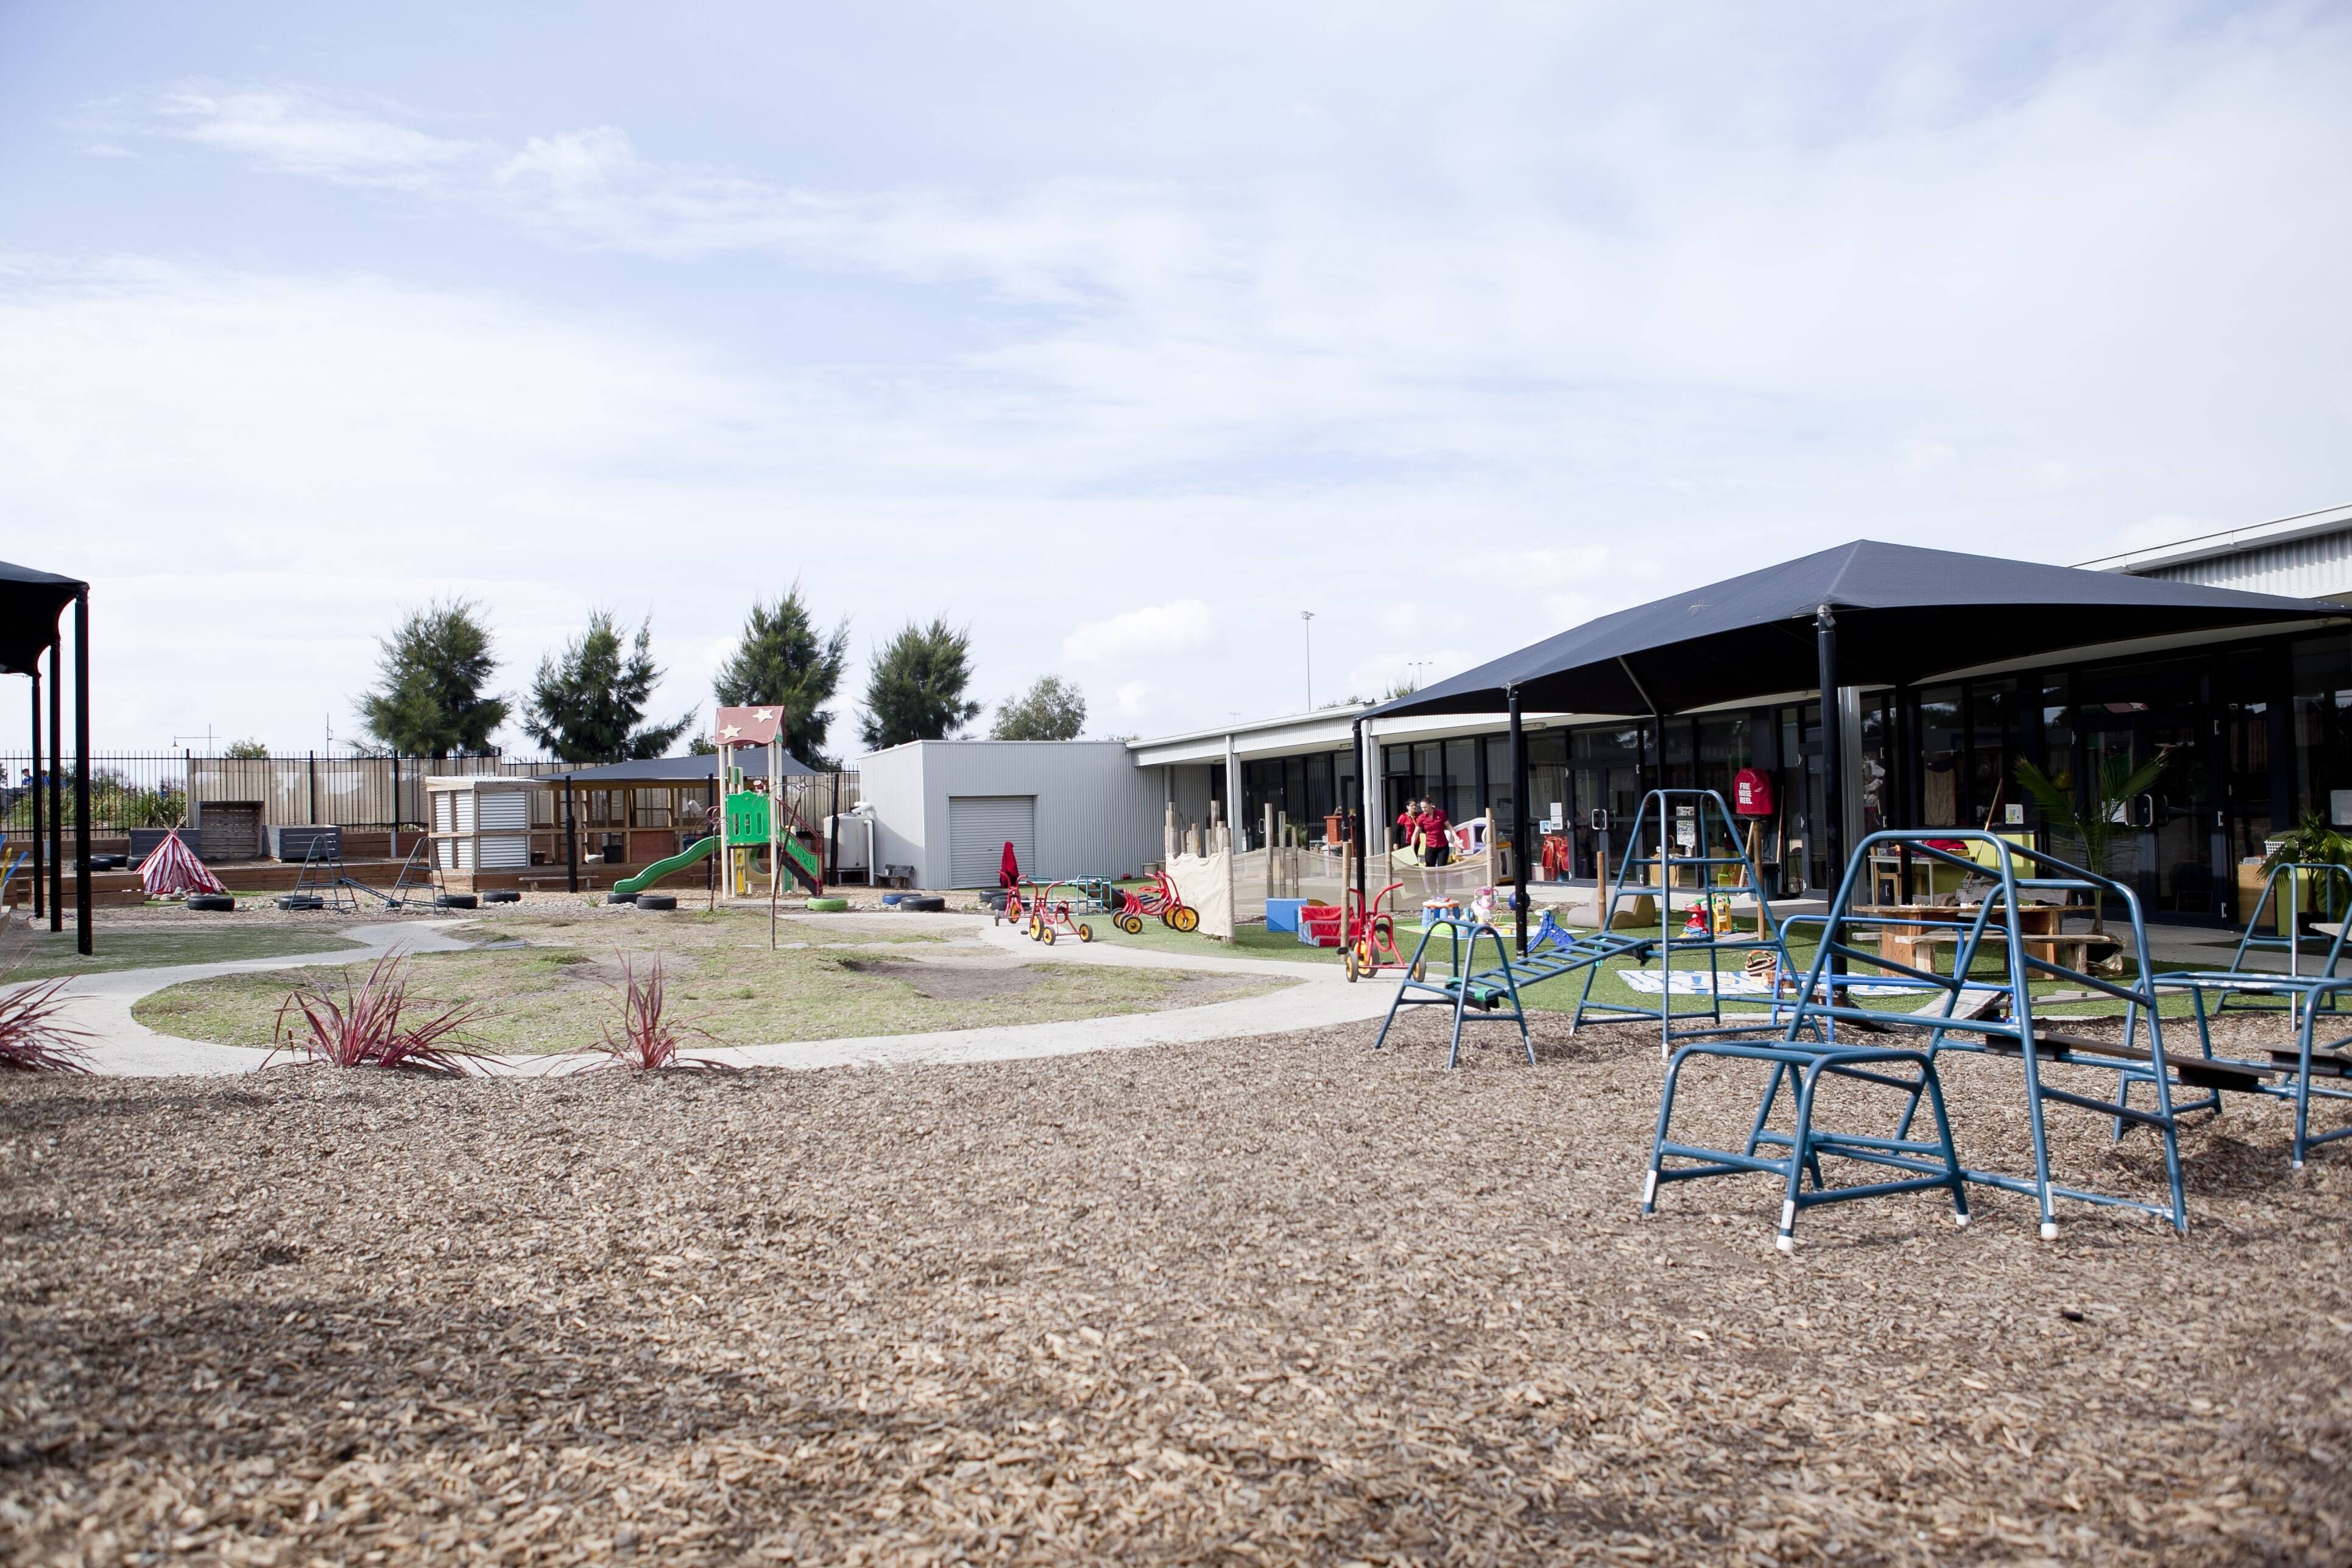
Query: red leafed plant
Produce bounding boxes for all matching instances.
[577,953,724,1071]
[0,972,94,1073]
[268,952,481,1075]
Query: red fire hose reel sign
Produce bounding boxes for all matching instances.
[1732,768,1775,817]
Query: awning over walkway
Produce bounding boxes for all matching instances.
[1368,539,2342,720]
[553,751,822,786]
[0,559,87,674]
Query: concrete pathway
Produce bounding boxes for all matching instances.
[59,912,1396,1078]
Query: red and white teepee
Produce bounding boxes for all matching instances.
[139,828,225,899]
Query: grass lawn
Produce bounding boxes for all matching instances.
[130,907,1294,1053]
[1,923,366,980]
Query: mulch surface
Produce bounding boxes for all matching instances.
[4,1008,2349,1565]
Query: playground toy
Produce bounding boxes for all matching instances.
[2203,861,2351,1019]
[1341,880,1407,982]
[1649,830,2197,1246]
[137,827,226,900]
[278,832,434,911]
[1371,792,1802,1069]
[1114,869,1196,934]
[618,708,824,936]
[1567,791,1801,1056]
[1022,879,1097,945]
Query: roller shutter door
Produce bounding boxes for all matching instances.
[947,796,1036,888]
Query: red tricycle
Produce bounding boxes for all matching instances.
[1024,879,1097,945]
[1343,880,1414,983]
[1114,869,1197,934]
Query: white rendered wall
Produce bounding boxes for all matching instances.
[855,741,1164,887]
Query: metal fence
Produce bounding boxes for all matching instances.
[0,752,567,836]
[0,752,866,840]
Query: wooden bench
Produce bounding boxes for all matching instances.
[1984,1027,2275,1093]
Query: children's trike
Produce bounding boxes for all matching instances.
[1343,880,1418,983]
[1114,869,1197,934]
[1024,880,1097,945]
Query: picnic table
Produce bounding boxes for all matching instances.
[1854,903,2116,972]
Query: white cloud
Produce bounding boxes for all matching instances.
[1115,681,1154,718]
[19,9,2352,745]
[1062,600,1215,664]
[155,91,482,187]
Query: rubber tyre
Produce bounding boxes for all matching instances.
[187,894,235,912]
[881,893,903,906]
[1078,923,1093,942]
[277,895,325,911]
[807,895,850,913]
[902,895,946,913]
[1040,925,1056,945]
[483,889,523,904]
[1345,948,1359,983]
[1171,906,1199,933]
[635,893,677,911]
[435,894,479,909]
[606,891,638,905]
[1027,917,1041,939]
[1159,910,1175,928]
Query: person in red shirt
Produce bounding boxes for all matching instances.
[1395,800,1422,852]
[1416,801,1452,866]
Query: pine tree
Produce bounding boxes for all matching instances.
[858,620,981,750]
[713,585,850,765]
[356,599,509,756]
[990,676,1087,741]
[521,611,694,763]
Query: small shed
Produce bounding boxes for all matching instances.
[856,741,1161,889]
[428,775,537,872]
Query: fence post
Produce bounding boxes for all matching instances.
[308,750,319,825]
[389,755,400,856]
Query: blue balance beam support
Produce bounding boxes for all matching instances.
[1645,1037,1969,1251]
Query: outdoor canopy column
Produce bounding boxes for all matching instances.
[0,560,92,955]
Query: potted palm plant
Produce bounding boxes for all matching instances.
[2259,812,2352,934]
[2013,750,2171,934]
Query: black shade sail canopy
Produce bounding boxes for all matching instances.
[1369,539,2343,719]
[0,559,87,674]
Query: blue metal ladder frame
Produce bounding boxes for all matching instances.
[2211,861,2351,1017]
[1645,1035,1971,1251]
[1771,830,2189,1237]
[2121,967,2352,1168]
[1371,909,1658,1068]
[1567,789,1802,1056]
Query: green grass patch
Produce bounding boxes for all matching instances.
[132,906,1296,1053]
[1,925,367,980]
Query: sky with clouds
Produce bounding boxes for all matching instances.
[2,2,2348,753]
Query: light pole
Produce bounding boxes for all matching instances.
[1301,610,1316,712]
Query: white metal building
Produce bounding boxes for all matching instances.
[2078,501,2352,601]
[854,741,1164,888]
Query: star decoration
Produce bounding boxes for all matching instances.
[719,724,742,740]
[753,708,775,722]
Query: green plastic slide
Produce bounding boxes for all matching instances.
[613,833,719,895]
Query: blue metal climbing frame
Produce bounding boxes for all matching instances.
[1770,830,2189,1237]
[1645,1035,1971,1251]
[1567,790,1800,1056]
[2211,861,2351,1017]
[1372,909,1655,1068]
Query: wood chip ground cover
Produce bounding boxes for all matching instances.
[127,911,1293,1053]
[5,1007,2348,1564]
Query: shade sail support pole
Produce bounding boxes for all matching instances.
[1508,687,1528,955]
[74,590,91,957]
[1351,717,1368,941]
[28,662,41,919]
[48,632,62,933]
[1816,604,1843,984]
